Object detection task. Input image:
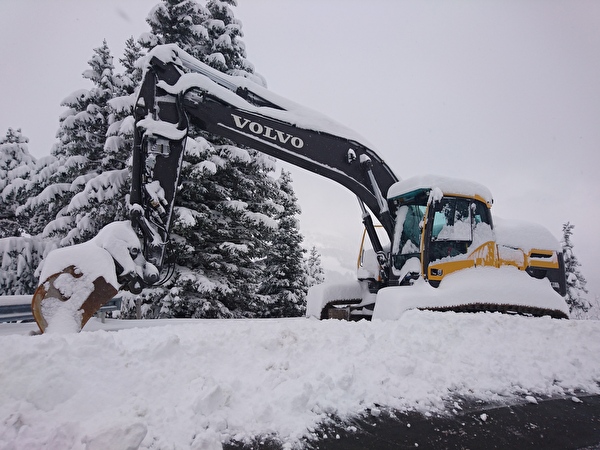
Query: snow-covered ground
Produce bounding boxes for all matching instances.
[1,312,599,449]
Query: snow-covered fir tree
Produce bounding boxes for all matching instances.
[0,41,130,294]
[562,222,590,318]
[53,39,121,173]
[205,0,254,75]
[0,128,36,238]
[39,41,129,246]
[102,37,145,172]
[17,40,123,240]
[257,170,307,317]
[1,1,307,315]
[139,0,211,60]
[158,138,281,318]
[130,0,305,319]
[0,235,50,295]
[119,36,145,94]
[0,128,51,295]
[305,246,325,288]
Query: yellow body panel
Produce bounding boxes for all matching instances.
[526,249,559,270]
[427,241,497,282]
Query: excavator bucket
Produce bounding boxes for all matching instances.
[30,221,158,334]
[32,265,118,334]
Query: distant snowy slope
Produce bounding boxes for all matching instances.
[1,313,599,449]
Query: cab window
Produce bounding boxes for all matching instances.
[392,204,426,270]
[429,197,491,261]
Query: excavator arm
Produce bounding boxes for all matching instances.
[130,44,398,282]
[31,44,400,332]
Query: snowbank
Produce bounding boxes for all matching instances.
[1,312,599,449]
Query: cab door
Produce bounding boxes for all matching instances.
[424,196,496,286]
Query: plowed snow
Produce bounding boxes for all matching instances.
[1,312,599,449]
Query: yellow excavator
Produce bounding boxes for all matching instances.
[31,44,568,333]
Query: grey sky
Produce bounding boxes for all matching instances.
[1,0,598,300]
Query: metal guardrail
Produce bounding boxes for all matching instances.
[0,295,122,323]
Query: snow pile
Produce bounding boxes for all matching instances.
[375,266,569,319]
[306,267,569,321]
[1,312,599,449]
[495,216,563,252]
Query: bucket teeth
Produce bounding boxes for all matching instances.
[32,266,118,334]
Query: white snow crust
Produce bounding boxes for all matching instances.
[495,216,562,252]
[387,174,493,204]
[305,281,364,318]
[1,312,599,449]
[374,266,569,319]
[39,244,117,292]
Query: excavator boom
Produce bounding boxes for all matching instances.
[131,45,398,275]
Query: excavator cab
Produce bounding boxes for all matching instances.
[423,194,496,286]
[389,181,498,288]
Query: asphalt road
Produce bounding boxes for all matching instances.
[225,394,600,449]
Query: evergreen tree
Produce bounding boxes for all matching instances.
[205,0,254,74]
[0,236,50,295]
[562,222,590,318]
[18,41,122,238]
[134,0,306,319]
[139,0,211,60]
[159,138,283,318]
[305,246,325,288]
[102,37,145,172]
[0,128,36,237]
[119,36,145,94]
[257,170,307,317]
[53,39,121,172]
[12,155,65,236]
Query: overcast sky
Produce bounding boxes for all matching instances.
[1,1,599,301]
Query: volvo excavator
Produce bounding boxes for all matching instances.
[31,44,568,333]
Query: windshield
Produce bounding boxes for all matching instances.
[429,197,493,262]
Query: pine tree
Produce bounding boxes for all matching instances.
[0,236,49,295]
[134,0,306,319]
[305,246,325,288]
[161,138,282,318]
[257,170,307,317]
[0,128,36,237]
[12,155,65,236]
[205,0,253,74]
[140,0,212,60]
[102,37,145,172]
[18,41,122,239]
[53,39,121,172]
[119,36,145,95]
[562,222,590,318]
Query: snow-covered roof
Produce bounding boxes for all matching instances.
[387,174,493,205]
[494,217,562,252]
